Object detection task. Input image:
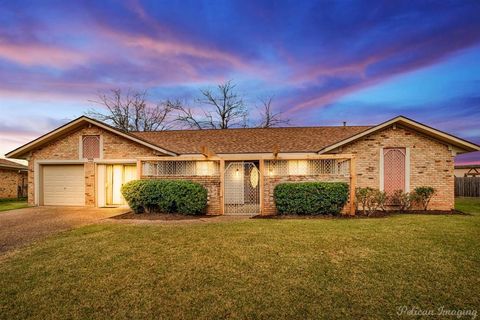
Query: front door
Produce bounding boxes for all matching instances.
[106,164,137,205]
[224,161,260,215]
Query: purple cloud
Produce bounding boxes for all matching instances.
[0,0,479,163]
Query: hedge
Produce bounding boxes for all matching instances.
[121,179,208,215]
[274,182,349,215]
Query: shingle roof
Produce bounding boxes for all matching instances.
[132,126,372,154]
[0,158,27,170]
[455,164,480,169]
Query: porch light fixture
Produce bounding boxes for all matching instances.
[250,169,259,188]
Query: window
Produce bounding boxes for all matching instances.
[82,135,100,159]
[383,148,406,194]
[265,159,349,176]
[141,161,220,176]
[288,160,308,175]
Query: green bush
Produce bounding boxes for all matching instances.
[355,187,387,215]
[121,179,208,215]
[274,182,349,215]
[413,186,436,210]
[390,187,436,212]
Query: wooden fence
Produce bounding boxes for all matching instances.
[455,177,480,197]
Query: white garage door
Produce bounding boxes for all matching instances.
[43,165,85,206]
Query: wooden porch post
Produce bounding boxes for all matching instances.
[349,156,357,215]
[219,159,225,215]
[136,159,142,179]
[259,159,265,215]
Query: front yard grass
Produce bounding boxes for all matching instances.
[0,198,28,212]
[455,196,480,214]
[1,202,479,319]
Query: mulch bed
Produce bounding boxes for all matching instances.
[253,214,342,219]
[113,210,468,221]
[111,212,217,221]
[396,209,467,215]
[253,209,468,219]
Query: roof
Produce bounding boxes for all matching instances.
[6,116,177,159]
[5,115,480,159]
[455,164,480,169]
[318,116,480,154]
[132,126,371,154]
[0,158,27,170]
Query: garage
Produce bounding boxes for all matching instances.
[42,165,85,206]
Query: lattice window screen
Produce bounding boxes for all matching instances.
[265,159,350,176]
[142,161,220,176]
[383,148,406,194]
[82,135,100,159]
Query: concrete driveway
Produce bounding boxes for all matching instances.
[0,206,129,254]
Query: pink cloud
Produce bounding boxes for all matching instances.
[97,29,272,81]
[284,32,480,114]
[0,41,88,68]
[90,4,274,81]
[285,78,381,114]
[126,35,247,68]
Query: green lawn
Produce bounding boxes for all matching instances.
[455,197,480,214]
[0,199,479,319]
[0,199,28,212]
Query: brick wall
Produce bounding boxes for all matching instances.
[0,169,27,198]
[263,175,350,215]
[28,124,159,206]
[25,121,456,212]
[332,125,455,210]
[141,175,221,215]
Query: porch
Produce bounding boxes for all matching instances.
[137,154,356,215]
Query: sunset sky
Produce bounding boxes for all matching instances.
[1,0,479,163]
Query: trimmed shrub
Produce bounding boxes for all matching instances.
[355,187,373,215]
[274,182,349,215]
[374,190,388,212]
[355,187,387,215]
[120,180,159,213]
[121,179,208,215]
[413,186,436,210]
[390,190,416,212]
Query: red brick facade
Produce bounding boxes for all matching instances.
[0,168,27,199]
[25,122,457,212]
[332,124,455,210]
[27,124,158,206]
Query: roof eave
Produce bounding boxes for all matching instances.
[5,116,178,159]
[318,116,480,155]
[0,165,27,170]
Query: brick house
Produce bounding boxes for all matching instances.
[5,115,479,214]
[0,159,27,199]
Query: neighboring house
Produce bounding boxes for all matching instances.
[5,115,480,214]
[0,159,28,199]
[454,164,480,177]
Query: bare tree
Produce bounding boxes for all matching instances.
[172,80,248,129]
[86,89,172,132]
[164,99,204,130]
[256,97,290,128]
